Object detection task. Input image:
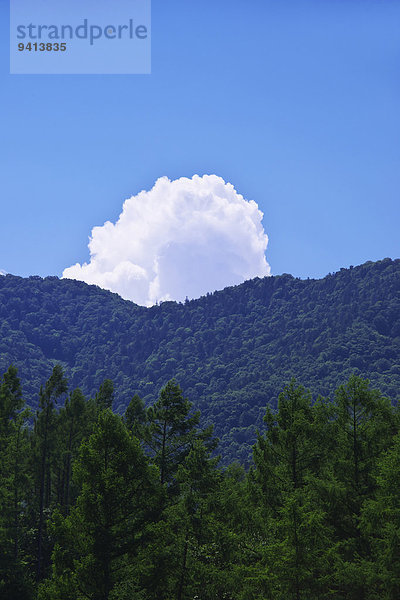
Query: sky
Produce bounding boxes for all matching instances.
[1,0,399,304]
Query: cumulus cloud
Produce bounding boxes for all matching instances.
[62,174,270,306]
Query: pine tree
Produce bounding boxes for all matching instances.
[95,379,115,409]
[252,380,333,599]
[124,393,147,440]
[55,388,88,513]
[361,431,400,599]
[174,439,221,600]
[331,375,397,598]
[146,380,216,486]
[39,410,159,600]
[0,366,33,599]
[33,365,68,582]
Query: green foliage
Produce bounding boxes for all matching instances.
[95,379,115,409]
[39,410,159,600]
[252,381,335,599]
[0,259,399,463]
[124,393,147,440]
[146,380,215,486]
[361,431,400,598]
[33,365,68,582]
[1,366,400,599]
[0,367,33,599]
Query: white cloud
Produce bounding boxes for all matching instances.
[0,270,6,276]
[62,174,270,306]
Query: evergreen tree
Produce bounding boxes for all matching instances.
[361,431,400,599]
[0,366,33,599]
[39,410,159,600]
[124,393,147,441]
[146,380,216,486]
[95,379,115,409]
[174,440,221,600]
[33,365,68,582]
[0,363,398,600]
[54,388,88,513]
[252,380,333,599]
[331,375,397,598]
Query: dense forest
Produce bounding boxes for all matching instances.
[0,258,399,463]
[1,366,400,599]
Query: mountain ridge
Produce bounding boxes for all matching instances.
[1,257,399,462]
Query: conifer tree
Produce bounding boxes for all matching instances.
[146,380,216,486]
[124,393,147,440]
[33,365,68,582]
[95,379,115,409]
[361,430,400,599]
[39,410,159,600]
[253,380,333,599]
[0,366,33,599]
[55,388,87,513]
[174,439,221,600]
[331,375,397,598]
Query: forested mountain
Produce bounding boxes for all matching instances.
[0,258,399,463]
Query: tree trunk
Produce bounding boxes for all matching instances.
[36,403,49,582]
[177,532,189,600]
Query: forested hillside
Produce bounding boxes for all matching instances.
[0,258,399,463]
[2,369,400,599]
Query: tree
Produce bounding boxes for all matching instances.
[33,365,68,582]
[39,410,159,600]
[361,431,400,599]
[95,379,115,409]
[146,380,216,486]
[0,366,33,599]
[55,388,87,513]
[252,380,333,599]
[0,365,23,434]
[124,393,147,441]
[174,440,221,600]
[331,375,397,598]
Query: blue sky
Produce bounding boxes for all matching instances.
[1,0,399,285]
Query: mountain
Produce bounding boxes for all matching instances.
[0,258,399,463]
